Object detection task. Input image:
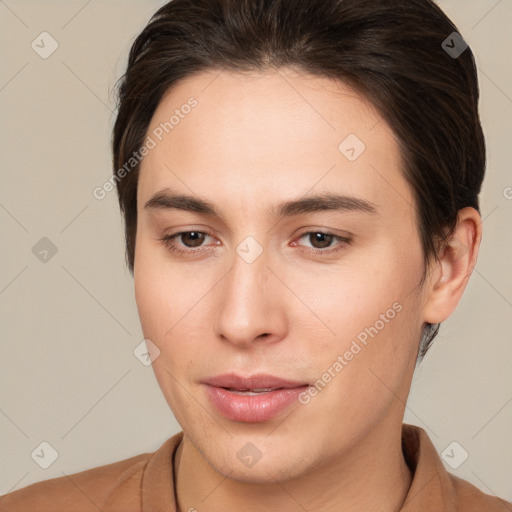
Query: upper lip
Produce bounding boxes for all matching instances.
[203,373,309,391]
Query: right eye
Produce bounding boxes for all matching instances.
[159,230,218,256]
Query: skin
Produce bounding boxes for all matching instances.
[134,67,481,511]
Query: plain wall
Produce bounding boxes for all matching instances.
[1,0,511,500]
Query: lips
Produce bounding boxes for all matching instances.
[202,373,310,422]
[202,373,309,391]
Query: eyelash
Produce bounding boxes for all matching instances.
[158,230,352,257]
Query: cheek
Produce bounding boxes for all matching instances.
[135,269,185,351]
[134,244,209,372]
[302,243,423,388]
[134,256,201,420]
[134,232,182,336]
[308,254,418,339]
[305,300,420,434]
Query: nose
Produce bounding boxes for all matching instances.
[214,246,288,349]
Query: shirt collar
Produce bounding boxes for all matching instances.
[140,423,457,512]
[400,423,458,511]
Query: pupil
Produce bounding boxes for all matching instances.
[184,232,204,247]
[313,233,332,249]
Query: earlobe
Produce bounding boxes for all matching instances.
[423,207,482,324]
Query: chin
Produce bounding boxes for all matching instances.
[200,438,314,484]
[215,458,307,484]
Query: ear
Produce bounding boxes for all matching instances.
[422,207,482,324]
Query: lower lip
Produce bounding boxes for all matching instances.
[205,385,308,422]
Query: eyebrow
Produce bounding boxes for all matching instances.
[144,189,378,220]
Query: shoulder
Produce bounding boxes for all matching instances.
[0,450,153,512]
[448,473,512,511]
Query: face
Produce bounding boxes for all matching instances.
[134,68,428,482]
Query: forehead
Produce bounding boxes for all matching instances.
[138,68,413,220]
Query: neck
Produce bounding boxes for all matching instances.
[174,411,412,512]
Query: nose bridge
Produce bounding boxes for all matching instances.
[214,240,283,346]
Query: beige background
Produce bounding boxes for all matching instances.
[1,0,511,501]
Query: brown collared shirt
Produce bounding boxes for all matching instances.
[1,424,510,511]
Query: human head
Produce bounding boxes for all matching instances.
[111,0,485,361]
[110,0,484,486]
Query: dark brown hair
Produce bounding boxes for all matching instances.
[111,0,485,361]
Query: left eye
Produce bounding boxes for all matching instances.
[293,231,351,254]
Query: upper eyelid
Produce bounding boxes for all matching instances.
[294,232,351,250]
[168,230,216,247]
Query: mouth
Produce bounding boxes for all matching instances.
[202,372,309,391]
[222,388,281,395]
[202,373,310,422]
